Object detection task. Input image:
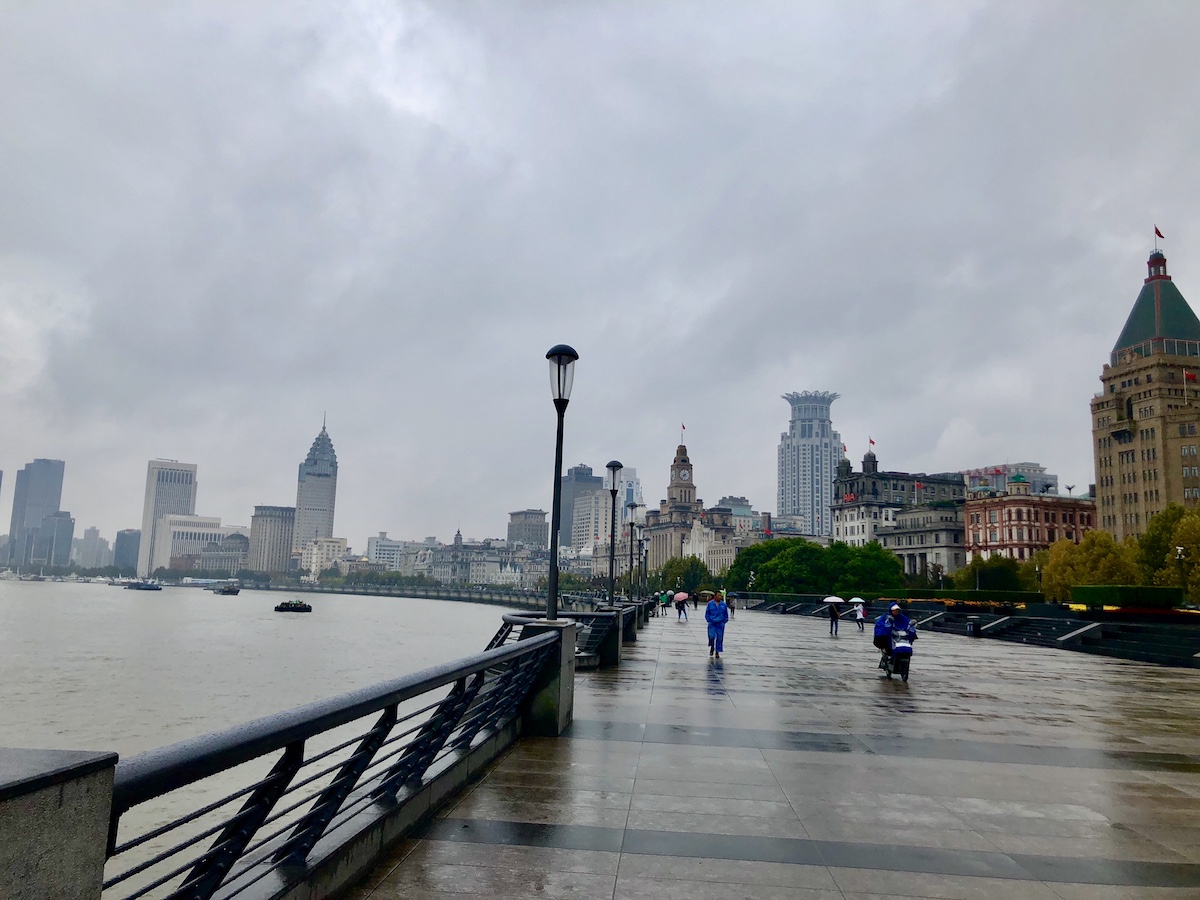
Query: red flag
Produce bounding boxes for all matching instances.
[869,437,875,446]
[1155,226,1165,239]
[842,444,847,452]
[1187,370,1196,383]
[915,482,924,489]
[681,422,686,430]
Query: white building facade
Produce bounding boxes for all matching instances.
[777,392,842,537]
[300,537,348,578]
[138,460,198,576]
[150,515,247,573]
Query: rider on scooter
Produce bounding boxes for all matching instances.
[873,603,912,659]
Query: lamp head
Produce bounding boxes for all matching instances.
[606,460,623,491]
[545,344,579,403]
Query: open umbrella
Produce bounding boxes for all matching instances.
[700,590,715,598]
[822,595,845,604]
[674,592,689,602]
[850,596,864,605]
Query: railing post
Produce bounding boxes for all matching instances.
[1,748,116,900]
[517,622,576,736]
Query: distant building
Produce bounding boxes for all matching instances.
[366,533,433,575]
[777,392,842,537]
[113,530,141,573]
[138,460,198,576]
[248,506,295,574]
[7,459,66,565]
[150,515,242,573]
[30,511,74,567]
[961,462,1058,496]
[644,444,706,571]
[199,533,250,575]
[76,526,101,569]
[571,489,610,552]
[507,510,549,549]
[293,424,338,554]
[965,475,1096,562]
[300,537,348,578]
[878,505,966,578]
[1092,250,1200,539]
[832,451,966,547]
[617,469,644,523]
[558,464,604,547]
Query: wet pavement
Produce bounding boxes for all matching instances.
[348,608,1200,899]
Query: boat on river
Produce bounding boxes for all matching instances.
[274,599,312,613]
[211,583,240,596]
[125,580,163,591]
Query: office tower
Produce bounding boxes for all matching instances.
[293,424,337,553]
[248,506,296,573]
[617,468,644,522]
[149,515,242,573]
[78,526,102,569]
[777,392,842,536]
[113,530,141,573]
[31,511,74,567]
[507,510,549,549]
[1093,250,1200,539]
[558,464,604,547]
[138,460,198,576]
[7,459,66,565]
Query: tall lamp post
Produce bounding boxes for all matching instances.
[606,460,623,605]
[636,522,646,600]
[626,501,638,600]
[545,344,579,621]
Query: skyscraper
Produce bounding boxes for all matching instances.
[31,511,74,567]
[1092,250,1200,539]
[777,392,842,536]
[249,506,296,573]
[137,460,198,576]
[113,530,141,573]
[558,464,604,547]
[293,424,338,553]
[7,459,66,565]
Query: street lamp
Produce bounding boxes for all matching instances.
[1177,546,1187,597]
[635,522,646,600]
[606,460,623,604]
[626,501,638,600]
[545,344,579,621]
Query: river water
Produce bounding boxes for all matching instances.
[0,580,509,757]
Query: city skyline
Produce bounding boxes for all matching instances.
[4,5,1199,549]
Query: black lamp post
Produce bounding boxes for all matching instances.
[606,460,623,604]
[636,522,646,600]
[626,501,638,599]
[545,344,578,620]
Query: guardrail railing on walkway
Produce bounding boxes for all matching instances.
[102,630,560,900]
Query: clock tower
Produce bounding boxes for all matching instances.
[645,443,706,570]
[668,445,696,506]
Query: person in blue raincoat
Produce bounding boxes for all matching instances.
[873,603,911,658]
[706,593,730,658]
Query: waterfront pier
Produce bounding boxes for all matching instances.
[348,611,1200,900]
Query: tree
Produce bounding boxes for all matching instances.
[1166,513,1200,603]
[724,539,797,590]
[1138,503,1187,584]
[656,556,714,594]
[952,555,1023,591]
[1041,532,1140,601]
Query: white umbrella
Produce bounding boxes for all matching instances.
[850,596,864,605]
[822,595,845,604]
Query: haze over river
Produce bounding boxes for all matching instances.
[0,580,508,757]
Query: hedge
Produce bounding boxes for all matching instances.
[899,589,1045,604]
[1070,585,1183,609]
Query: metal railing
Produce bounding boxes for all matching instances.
[102,628,559,900]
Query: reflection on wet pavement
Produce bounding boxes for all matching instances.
[349,610,1200,898]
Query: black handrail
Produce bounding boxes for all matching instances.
[113,631,557,814]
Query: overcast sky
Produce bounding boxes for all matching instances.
[3,1,1200,550]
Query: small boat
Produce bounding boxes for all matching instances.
[274,599,312,613]
[211,583,240,596]
[125,580,163,591]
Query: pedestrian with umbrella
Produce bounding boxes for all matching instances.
[674,591,689,621]
[824,596,843,637]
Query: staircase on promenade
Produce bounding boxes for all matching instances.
[985,617,1084,648]
[924,611,1002,636]
[1075,622,1200,668]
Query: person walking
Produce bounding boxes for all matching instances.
[829,601,840,637]
[675,592,688,621]
[706,592,730,659]
[726,591,735,618]
[854,603,865,632]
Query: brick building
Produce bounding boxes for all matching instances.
[964,475,1096,562]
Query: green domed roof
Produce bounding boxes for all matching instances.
[1010,474,1028,483]
[1112,253,1200,353]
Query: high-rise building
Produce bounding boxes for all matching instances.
[7,459,65,565]
[248,506,296,574]
[150,515,245,573]
[293,424,338,553]
[138,460,198,576]
[617,468,644,523]
[1092,250,1200,539]
[777,392,842,536]
[570,489,610,552]
[78,526,102,569]
[507,510,549,549]
[31,511,74,567]
[558,464,604,547]
[113,530,141,573]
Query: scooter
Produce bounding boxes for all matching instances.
[878,625,917,682]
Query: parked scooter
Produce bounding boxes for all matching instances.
[878,622,918,682]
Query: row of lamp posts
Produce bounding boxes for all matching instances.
[545,344,647,620]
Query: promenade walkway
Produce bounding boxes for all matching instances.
[348,608,1200,899]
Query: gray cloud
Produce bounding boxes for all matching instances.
[2,1,1199,546]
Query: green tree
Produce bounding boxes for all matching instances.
[952,555,1023,591]
[657,556,714,594]
[1041,532,1140,601]
[724,539,797,590]
[1166,513,1200,603]
[1138,503,1187,584]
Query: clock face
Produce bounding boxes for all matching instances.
[678,469,690,481]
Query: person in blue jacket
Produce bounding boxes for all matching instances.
[705,594,730,658]
[873,603,911,658]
